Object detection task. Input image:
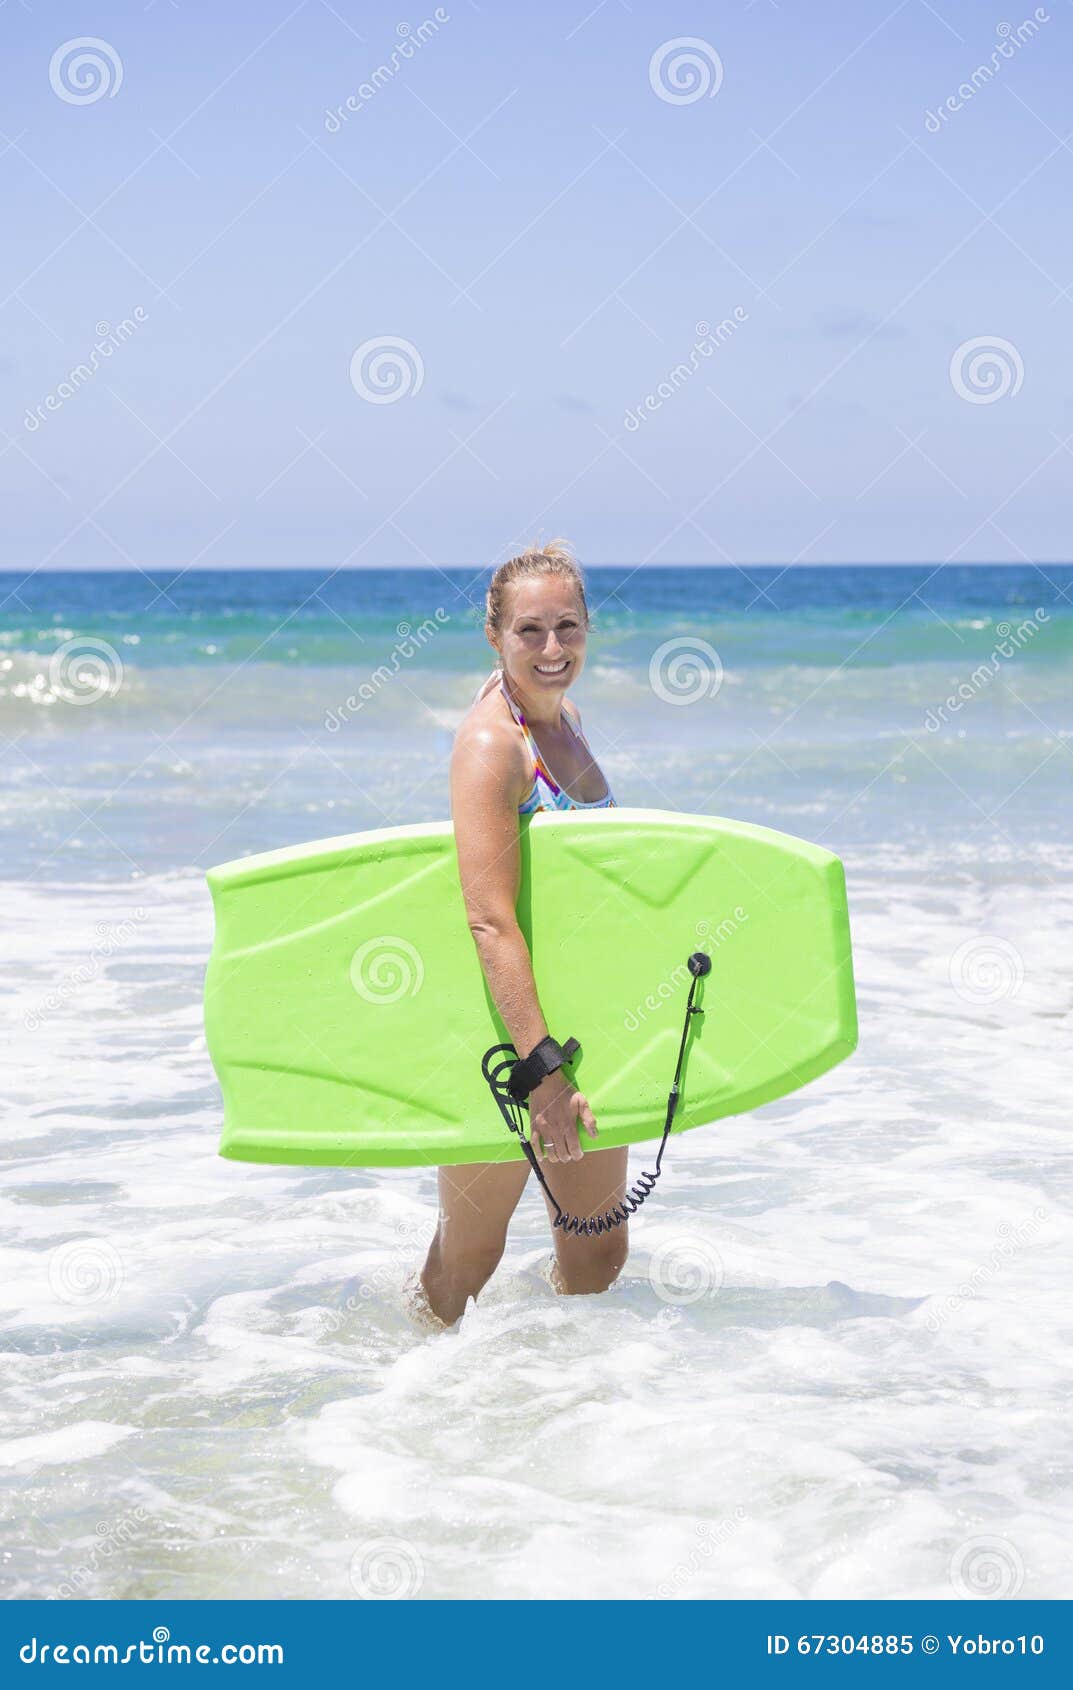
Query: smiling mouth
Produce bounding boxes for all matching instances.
[534,659,570,676]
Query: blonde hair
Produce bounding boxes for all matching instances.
[472,539,590,705]
[485,538,589,636]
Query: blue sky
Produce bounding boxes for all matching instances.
[3,0,1071,567]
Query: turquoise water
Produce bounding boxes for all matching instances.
[1,565,1069,878]
[2,563,1071,670]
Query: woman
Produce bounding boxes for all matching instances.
[413,541,629,1327]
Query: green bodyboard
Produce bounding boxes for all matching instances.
[204,808,857,1167]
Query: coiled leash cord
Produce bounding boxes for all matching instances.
[480,951,711,1237]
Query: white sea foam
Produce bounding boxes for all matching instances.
[2,857,1069,1599]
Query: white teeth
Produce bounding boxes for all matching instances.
[535,661,568,674]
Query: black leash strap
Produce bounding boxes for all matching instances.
[480,951,711,1237]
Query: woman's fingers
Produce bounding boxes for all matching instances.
[534,1125,557,1162]
[547,1136,578,1162]
[552,1119,583,1161]
[535,1129,574,1163]
[575,1092,598,1140]
[532,1091,596,1162]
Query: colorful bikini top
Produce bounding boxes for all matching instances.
[499,674,616,815]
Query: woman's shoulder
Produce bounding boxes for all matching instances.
[457,680,509,742]
[452,685,530,801]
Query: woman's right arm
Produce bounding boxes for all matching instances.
[450,720,596,1162]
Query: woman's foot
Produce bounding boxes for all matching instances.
[403,1269,449,1333]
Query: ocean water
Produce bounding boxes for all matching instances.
[2,564,1070,1600]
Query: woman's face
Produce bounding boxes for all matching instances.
[491,579,588,692]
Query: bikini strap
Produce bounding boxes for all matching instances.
[562,701,586,743]
[499,673,576,741]
[497,672,521,724]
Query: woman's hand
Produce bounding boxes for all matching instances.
[528,1069,597,1163]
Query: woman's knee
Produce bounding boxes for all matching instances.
[554,1231,628,1295]
[427,1224,506,1289]
[462,1239,508,1285]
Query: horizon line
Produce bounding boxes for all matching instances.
[2,560,1069,575]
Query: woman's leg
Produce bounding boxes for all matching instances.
[417,1157,530,1325]
[537,1144,630,1296]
